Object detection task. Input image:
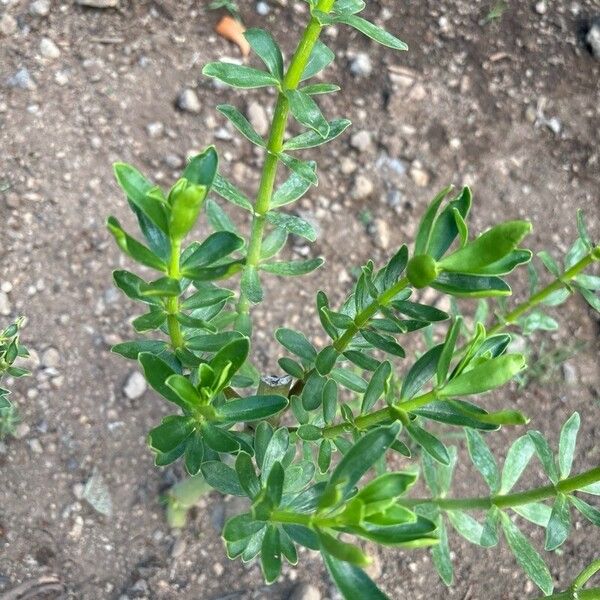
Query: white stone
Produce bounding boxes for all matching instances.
[40,37,60,59]
[30,0,50,16]
[246,101,269,137]
[352,174,374,200]
[586,23,600,60]
[409,161,430,187]
[350,52,372,77]
[123,371,147,399]
[350,130,373,153]
[177,88,201,114]
[41,347,60,368]
[0,291,10,316]
[289,583,321,600]
[0,13,17,36]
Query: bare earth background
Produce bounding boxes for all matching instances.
[1,0,599,598]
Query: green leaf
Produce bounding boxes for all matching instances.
[362,330,405,357]
[183,147,219,187]
[107,217,166,271]
[439,354,525,397]
[182,231,244,269]
[300,83,341,95]
[245,28,284,79]
[165,374,201,409]
[301,371,326,410]
[201,461,245,496]
[261,427,289,482]
[569,495,600,526]
[322,379,338,424]
[265,210,317,242]
[276,328,317,363]
[261,258,324,277]
[209,337,250,391]
[318,439,333,473]
[113,162,169,234]
[236,452,261,498]
[205,198,239,234]
[391,300,448,323]
[217,395,288,422]
[297,424,322,441]
[223,513,264,542]
[278,357,305,379]
[500,435,535,494]
[333,0,365,14]
[301,40,335,81]
[112,270,158,305]
[271,168,315,208]
[465,430,500,493]
[474,249,533,276]
[362,361,391,413]
[278,153,319,185]
[406,423,449,465]
[111,339,169,360]
[501,512,553,596]
[315,346,339,376]
[138,353,187,409]
[184,432,204,475]
[400,344,443,400]
[580,482,600,496]
[283,118,351,151]
[260,227,288,259]
[528,431,559,484]
[326,423,401,500]
[203,61,280,89]
[422,446,457,496]
[140,277,181,297]
[545,494,571,550]
[437,317,462,386]
[148,416,195,454]
[318,530,371,567]
[440,221,532,273]
[132,310,167,332]
[357,472,417,503]
[330,368,368,393]
[518,311,559,335]
[186,331,243,352]
[241,265,263,303]
[413,400,498,431]
[260,525,281,583]
[414,186,453,255]
[334,14,408,50]
[427,187,472,259]
[217,104,265,147]
[558,412,580,479]
[180,284,234,310]
[447,510,485,546]
[212,173,253,211]
[201,422,240,453]
[432,272,512,298]
[323,552,389,600]
[286,89,330,138]
[576,209,593,249]
[513,503,552,528]
[432,519,453,585]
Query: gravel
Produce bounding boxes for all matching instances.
[176,88,202,114]
[123,370,147,399]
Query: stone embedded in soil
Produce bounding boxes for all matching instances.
[176,88,201,114]
[146,121,164,138]
[246,101,269,137]
[7,68,36,90]
[39,37,61,59]
[351,174,374,200]
[0,13,18,36]
[123,371,147,399]
[29,0,50,16]
[350,130,374,153]
[288,582,321,600]
[41,347,60,368]
[350,52,373,77]
[76,0,119,7]
[370,218,392,250]
[586,22,600,59]
[409,161,430,187]
[0,291,11,316]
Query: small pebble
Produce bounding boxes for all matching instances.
[586,22,600,60]
[409,161,430,187]
[30,0,50,16]
[256,1,270,16]
[350,130,373,153]
[350,52,373,77]
[288,582,321,600]
[534,0,547,15]
[40,37,61,59]
[123,371,147,399]
[352,174,374,200]
[177,88,201,114]
[246,101,269,137]
[146,121,164,138]
[0,13,18,36]
[41,347,60,369]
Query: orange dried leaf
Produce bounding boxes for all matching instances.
[215,15,250,58]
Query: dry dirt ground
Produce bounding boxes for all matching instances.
[1,0,599,599]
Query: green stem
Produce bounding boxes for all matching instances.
[572,560,600,592]
[395,465,600,511]
[167,239,184,349]
[488,250,598,335]
[537,590,600,600]
[236,0,336,322]
[318,247,599,438]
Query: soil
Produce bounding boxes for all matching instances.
[1,1,599,599]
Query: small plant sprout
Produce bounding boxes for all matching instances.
[109,2,600,598]
[0,318,29,439]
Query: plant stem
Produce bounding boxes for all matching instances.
[394,465,600,511]
[317,247,600,438]
[167,239,184,349]
[236,0,336,322]
[488,250,599,335]
[536,590,600,600]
